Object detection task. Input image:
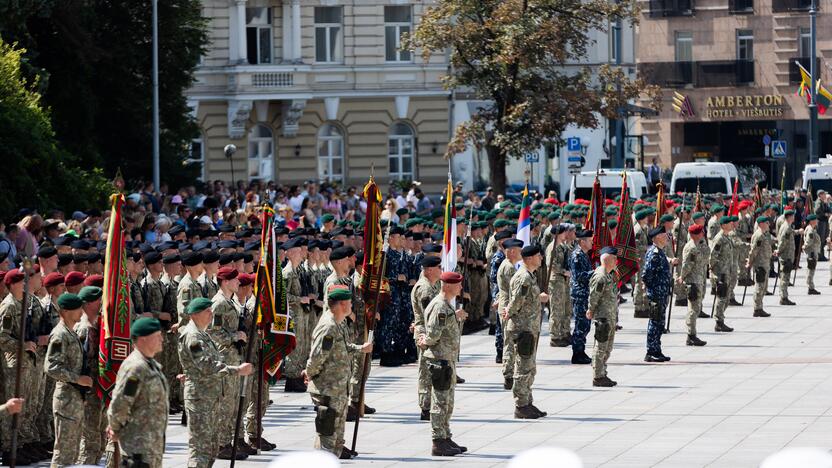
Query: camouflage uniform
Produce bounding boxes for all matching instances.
[736,214,753,285]
[749,227,773,310]
[589,266,619,379]
[411,273,439,412]
[633,222,649,314]
[0,295,40,449]
[176,274,204,328]
[240,294,267,442]
[422,295,460,441]
[346,270,367,406]
[129,278,145,320]
[282,263,307,379]
[496,258,518,379]
[107,348,169,468]
[545,241,570,344]
[505,265,541,408]
[709,231,734,322]
[208,290,243,445]
[803,223,821,290]
[34,295,55,443]
[777,221,795,300]
[306,310,362,457]
[76,314,106,464]
[161,273,182,408]
[45,321,86,467]
[198,273,219,303]
[680,237,708,335]
[467,238,488,324]
[178,321,244,468]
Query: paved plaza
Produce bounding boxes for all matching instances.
[105,264,832,467]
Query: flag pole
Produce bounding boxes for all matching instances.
[9,257,32,468]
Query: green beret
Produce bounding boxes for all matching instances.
[692,212,706,220]
[405,218,420,228]
[711,204,725,214]
[547,212,560,220]
[784,209,795,216]
[78,286,103,303]
[807,214,818,221]
[321,214,335,223]
[57,293,84,310]
[719,215,732,225]
[494,219,509,228]
[634,211,648,221]
[396,208,409,216]
[604,207,618,215]
[505,210,520,219]
[756,215,770,224]
[186,297,213,315]
[328,286,352,302]
[131,317,162,338]
[485,213,496,221]
[336,220,347,227]
[659,214,675,223]
[730,215,739,222]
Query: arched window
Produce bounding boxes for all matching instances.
[317,123,344,182]
[388,122,414,181]
[248,124,273,180]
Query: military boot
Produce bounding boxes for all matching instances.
[249,437,276,451]
[714,321,734,332]
[686,335,707,346]
[779,298,796,305]
[644,353,665,363]
[571,351,592,365]
[448,439,468,453]
[432,439,461,456]
[753,309,771,317]
[729,298,742,306]
[456,375,465,384]
[217,444,247,460]
[346,404,358,422]
[504,376,513,390]
[361,403,376,414]
[809,288,821,295]
[698,311,710,318]
[339,448,355,460]
[236,438,257,455]
[529,404,548,417]
[420,409,430,421]
[514,405,543,419]
[592,376,617,387]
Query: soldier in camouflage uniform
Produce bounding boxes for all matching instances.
[176,251,205,329]
[304,285,372,460]
[747,216,774,317]
[735,203,754,289]
[680,224,708,346]
[417,272,467,457]
[632,211,650,317]
[587,248,620,387]
[411,255,441,420]
[467,222,488,328]
[282,238,309,392]
[198,251,220,300]
[46,293,91,467]
[161,254,184,413]
[497,239,523,388]
[707,205,725,241]
[777,210,799,305]
[178,297,253,468]
[710,216,735,332]
[803,214,821,295]
[127,253,145,320]
[546,225,572,347]
[106,318,168,468]
[504,245,548,419]
[76,286,106,464]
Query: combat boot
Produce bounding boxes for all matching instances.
[592,376,617,387]
[339,448,355,460]
[346,404,358,422]
[249,437,276,451]
[217,444,247,460]
[779,298,796,305]
[448,439,468,453]
[686,335,707,346]
[514,404,543,419]
[809,288,821,295]
[714,321,734,332]
[342,446,358,458]
[571,351,592,365]
[361,403,376,414]
[644,353,665,363]
[729,298,741,306]
[236,438,257,455]
[456,375,465,384]
[432,439,461,456]
[504,377,513,390]
[698,311,709,318]
[753,309,771,317]
[420,409,430,421]
[529,404,548,417]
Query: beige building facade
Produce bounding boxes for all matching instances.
[635,0,832,184]
[186,0,451,193]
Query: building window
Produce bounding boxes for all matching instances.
[186,137,205,181]
[609,22,621,63]
[248,124,273,181]
[314,7,342,63]
[388,122,415,181]
[737,29,753,60]
[318,123,344,182]
[384,6,412,62]
[799,27,811,57]
[675,31,693,62]
[246,7,272,65]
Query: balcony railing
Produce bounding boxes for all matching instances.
[790,57,822,84]
[638,60,755,88]
[729,0,754,13]
[772,0,814,12]
[649,0,694,17]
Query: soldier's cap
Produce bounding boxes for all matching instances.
[43,272,65,288]
[634,210,649,221]
[390,226,406,236]
[688,224,704,235]
[53,236,73,247]
[238,273,255,287]
[143,251,162,266]
[57,254,73,267]
[57,293,84,311]
[421,256,442,268]
[216,266,238,282]
[330,247,352,262]
[784,209,796,216]
[711,204,726,214]
[219,223,236,233]
[807,214,818,221]
[37,246,57,259]
[182,251,203,266]
[396,207,409,216]
[131,317,162,338]
[218,254,234,265]
[3,269,23,286]
[308,239,320,250]
[202,251,220,264]
[163,254,181,265]
[168,225,185,236]
[155,241,178,252]
[404,218,420,228]
[78,286,103,303]
[494,230,513,241]
[70,239,90,250]
[138,243,155,255]
[521,245,541,257]
[730,215,739,222]
[327,285,352,302]
[691,212,706,220]
[599,246,618,256]
[320,240,334,251]
[494,219,510,228]
[608,220,618,229]
[217,240,238,250]
[554,224,568,235]
[84,274,104,287]
[502,239,524,249]
[576,229,593,239]
[719,215,733,225]
[243,241,259,252]
[185,297,213,315]
[756,215,770,224]
[280,237,302,250]
[440,271,463,284]
[659,214,675,223]
[421,243,442,253]
[319,213,335,224]
[178,242,192,252]
[647,226,665,241]
[64,271,86,287]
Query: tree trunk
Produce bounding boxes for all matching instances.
[486,144,508,196]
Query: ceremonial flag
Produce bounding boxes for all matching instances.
[441,174,457,272]
[780,166,787,211]
[613,174,639,287]
[693,179,703,214]
[516,184,531,247]
[585,174,611,264]
[654,180,666,227]
[794,61,831,114]
[728,177,740,216]
[256,206,296,382]
[98,194,131,404]
[817,80,832,115]
[797,80,811,104]
[753,179,763,212]
[805,180,814,221]
[358,178,390,324]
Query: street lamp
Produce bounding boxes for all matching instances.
[152,0,160,191]
[225,144,237,197]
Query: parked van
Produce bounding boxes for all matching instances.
[568,169,648,202]
[670,162,741,195]
[802,156,832,197]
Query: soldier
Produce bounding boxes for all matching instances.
[411,255,441,420]
[282,238,310,392]
[680,224,708,346]
[178,297,253,467]
[176,251,205,328]
[803,214,821,295]
[587,248,620,387]
[632,210,650,317]
[417,272,467,456]
[726,215,746,306]
[642,226,672,362]
[710,216,735,332]
[76,286,106,464]
[198,251,220,300]
[707,205,725,241]
[46,293,92,467]
[488,231,512,361]
[777,209,799,306]
[106,317,169,468]
[161,253,184,413]
[546,225,572,347]
[127,252,145,319]
[814,190,829,261]
[497,238,523,388]
[570,229,594,365]
[303,285,372,460]
[503,245,549,419]
[747,216,774,317]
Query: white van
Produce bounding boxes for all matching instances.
[670,162,741,195]
[568,169,648,202]
[802,156,832,197]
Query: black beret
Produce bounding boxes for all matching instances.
[162,254,181,265]
[168,225,184,235]
[193,240,210,251]
[421,256,442,268]
[182,251,203,266]
[599,246,618,256]
[521,245,541,257]
[318,240,332,250]
[648,226,666,241]
[576,229,593,238]
[421,243,442,253]
[218,254,234,265]
[70,240,90,250]
[53,237,73,247]
[37,246,57,259]
[244,241,260,252]
[177,243,192,252]
[219,224,236,233]
[217,240,238,249]
[502,239,524,249]
[57,254,74,267]
[494,230,513,241]
[73,254,88,263]
[156,241,178,252]
[243,253,254,263]
[280,238,301,250]
[330,247,351,261]
[202,251,220,263]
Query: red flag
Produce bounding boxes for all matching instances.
[614,175,639,287]
[728,177,740,216]
[585,175,611,264]
[359,178,390,328]
[98,194,131,404]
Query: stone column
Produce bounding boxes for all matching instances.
[236,0,248,64]
[291,0,301,62]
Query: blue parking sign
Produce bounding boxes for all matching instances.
[567,137,581,152]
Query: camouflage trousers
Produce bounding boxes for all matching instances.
[728,267,739,301]
[468,271,487,323]
[162,331,183,407]
[633,267,647,313]
[36,367,55,440]
[220,352,242,444]
[510,333,538,407]
[499,314,515,379]
[416,349,432,411]
[1,357,39,448]
[714,289,729,322]
[754,268,769,310]
[807,267,816,289]
[428,360,455,440]
[547,276,571,342]
[310,393,349,457]
[779,259,792,300]
[283,307,311,379]
[592,317,617,379]
[51,386,85,467]
[685,284,704,336]
[185,396,222,468]
[244,338,268,441]
[77,392,107,464]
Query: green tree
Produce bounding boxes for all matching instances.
[408,0,660,195]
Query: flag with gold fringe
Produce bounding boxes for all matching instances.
[614,174,639,287]
[359,177,390,324]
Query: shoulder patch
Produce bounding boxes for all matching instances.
[188,341,203,355]
[51,340,62,352]
[322,335,334,351]
[2,315,10,330]
[124,376,139,397]
[421,296,431,310]
[714,244,720,251]
[756,240,761,247]
[438,312,447,325]
[520,284,529,297]
[594,281,604,293]
[213,314,222,327]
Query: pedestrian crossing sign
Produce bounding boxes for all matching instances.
[772,140,787,159]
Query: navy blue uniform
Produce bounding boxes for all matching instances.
[570,247,593,353]
[489,249,506,358]
[642,245,672,355]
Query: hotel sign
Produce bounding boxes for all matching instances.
[704,94,785,118]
